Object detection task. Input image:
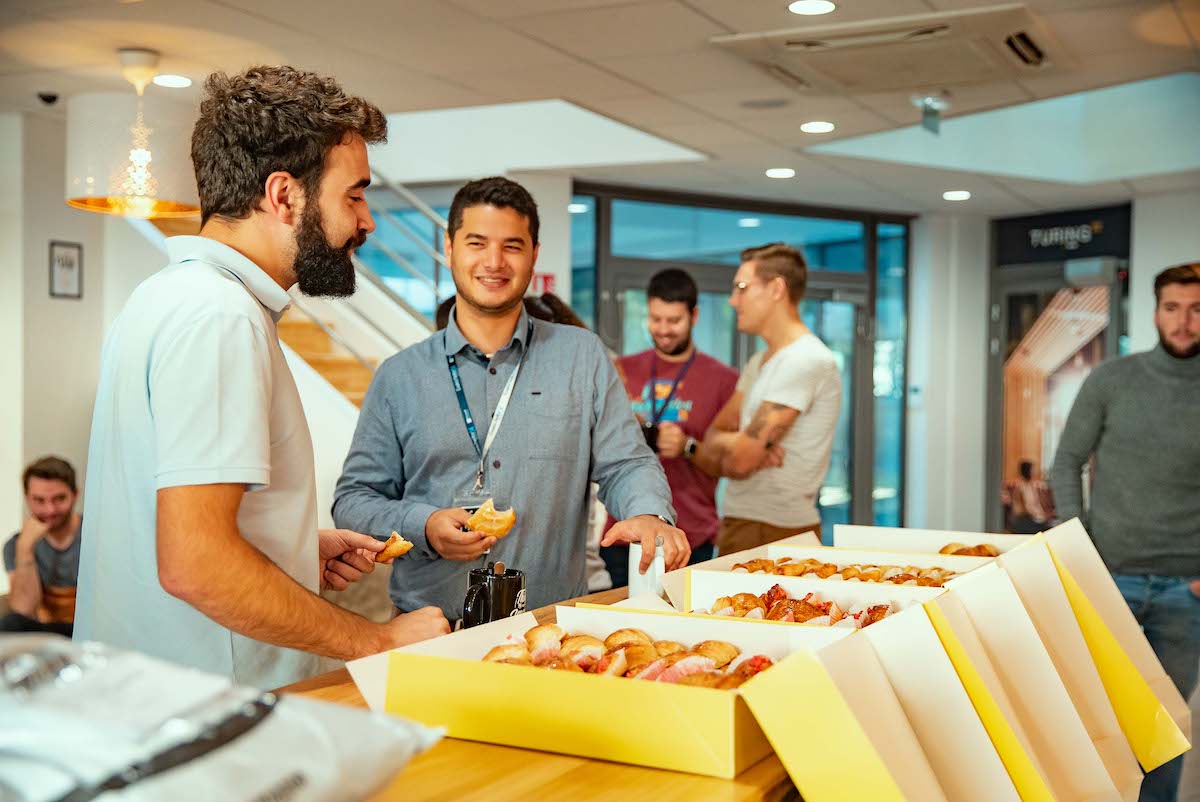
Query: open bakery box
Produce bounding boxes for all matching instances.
[825,518,1189,800]
[347,598,972,802]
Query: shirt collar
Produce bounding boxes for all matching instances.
[443,302,534,357]
[165,235,292,320]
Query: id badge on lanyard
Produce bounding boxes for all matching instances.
[445,319,534,497]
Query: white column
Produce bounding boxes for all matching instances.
[507,171,572,304]
[1130,189,1200,352]
[20,114,106,501]
[0,114,25,540]
[906,213,990,530]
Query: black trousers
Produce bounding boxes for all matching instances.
[0,612,73,637]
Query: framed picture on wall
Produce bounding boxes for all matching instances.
[49,241,83,299]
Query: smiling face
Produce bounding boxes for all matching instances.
[445,203,539,316]
[648,298,696,357]
[25,477,76,532]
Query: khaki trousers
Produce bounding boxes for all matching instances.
[716,516,821,557]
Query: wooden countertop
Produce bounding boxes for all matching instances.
[277,587,796,802]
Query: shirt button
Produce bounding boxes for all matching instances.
[489,367,497,375]
[493,459,501,469]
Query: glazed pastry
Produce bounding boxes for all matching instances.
[375,531,414,562]
[691,640,740,669]
[595,649,629,677]
[653,640,687,657]
[483,644,531,664]
[604,628,653,651]
[542,656,583,672]
[657,653,716,684]
[525,624,565,664]
[620,643,660,674]
[561,635,605,669]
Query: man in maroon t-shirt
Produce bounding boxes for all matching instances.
[602,269,738,588]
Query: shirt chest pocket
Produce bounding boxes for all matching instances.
[523,391,586,461]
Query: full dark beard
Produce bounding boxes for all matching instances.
[659,334,692,357]
[1160,331,1200,359]
[293,201,363,298]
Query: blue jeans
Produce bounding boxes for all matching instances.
[1113,574,1200,802]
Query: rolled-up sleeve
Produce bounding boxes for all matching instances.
[150,312,271,491]
[588,339,676,525]
[332,370,439,559]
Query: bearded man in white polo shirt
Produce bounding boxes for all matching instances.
[73,66,448,688]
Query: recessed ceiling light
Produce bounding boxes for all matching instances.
[800,120,835,134]
[943,190,971,201]
[765,167,795,179]
[153,74,192,89]
[567,202,590,214]
[788,0,836,15]
[738,217,762,228]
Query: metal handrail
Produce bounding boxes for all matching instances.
[381,210,450,269]
[367,238,437,292]
[352,256,436,334]
[371,171,449,230]
[286,296,377,373]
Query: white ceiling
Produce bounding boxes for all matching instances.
[1,0,1197,216]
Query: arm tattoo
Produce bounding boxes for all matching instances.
[744,402,797,445]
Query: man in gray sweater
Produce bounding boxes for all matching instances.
[1052,263,1200,802]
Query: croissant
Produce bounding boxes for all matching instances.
[691,640,740,669]
[525,624,564,665]
[542,656,583,672]
[657,653,717,684]
[621,643,660,674]
[482,644,531,664]
[653,640,687,657]
[604,628,653,651]
[561,635,605,669]
[596,648,628,676]
[730,593,766,617]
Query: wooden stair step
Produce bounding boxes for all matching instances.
[278,319,335,354]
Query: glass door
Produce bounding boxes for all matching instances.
[985,264,1126,532]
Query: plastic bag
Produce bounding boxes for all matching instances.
[0,635,442,802]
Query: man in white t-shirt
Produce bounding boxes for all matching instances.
[687,243,842,554]
[73,66,448,689]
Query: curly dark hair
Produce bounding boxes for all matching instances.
[191,65,387,225]
[447,176,540,246]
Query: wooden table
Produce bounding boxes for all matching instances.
[278,587,796,802]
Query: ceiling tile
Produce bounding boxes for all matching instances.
[518,1,727,59]
[450,0,645,20]
[597,48,781,94]
[855,80,1036,126]
[277,54,493,113]
[988,175,1134,210]
[1044,2,1192,59]
[650,119,765,148]
[580,94,717,127]
[1016,49,1199,99]
[684,0,931,35]
[460,62,647,103]
[1128,168,1200,195]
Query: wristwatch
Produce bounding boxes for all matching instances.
[683,437,698,460]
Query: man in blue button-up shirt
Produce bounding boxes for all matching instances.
[333,177,687,619]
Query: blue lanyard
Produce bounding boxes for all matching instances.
[446,319,534,491]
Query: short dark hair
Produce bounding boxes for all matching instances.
[447,177,540,246]
[23,456,77,494]
[1019,460,1033,481]
[741,242,808,304]
[647,268,698,312]
[191,65,387,226]
[1154,263,1200,301]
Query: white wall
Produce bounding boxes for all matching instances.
[508,171,572,303]
[20,114,106,503]
[102,217,167,330]
[0,114,24,541]
[906,213,991,531]
[1130,189,1200,351]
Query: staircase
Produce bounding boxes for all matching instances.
[276,313,375,407]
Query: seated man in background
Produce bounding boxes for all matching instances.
[3,457,82,636]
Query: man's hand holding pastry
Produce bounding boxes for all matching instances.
[426,508,496,561]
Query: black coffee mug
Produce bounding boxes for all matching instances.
[462,565,527,628]
[641,421,659,451]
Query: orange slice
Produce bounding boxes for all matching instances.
[466,498,517,538]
